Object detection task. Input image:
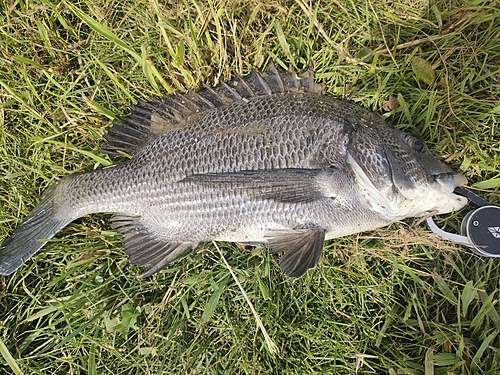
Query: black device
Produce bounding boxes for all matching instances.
[426,186,500,256]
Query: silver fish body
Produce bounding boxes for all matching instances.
[0,64,468,278]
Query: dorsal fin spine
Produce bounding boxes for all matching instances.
[229,75,254,98]
[251,71,272,95]
[187,90,216,109]
[200,84,229,106]
[175,90,206,113]
[220,81,243,101]
[263,61,285,93]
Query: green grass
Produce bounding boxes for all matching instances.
[1,0,499,373]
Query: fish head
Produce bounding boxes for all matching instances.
[346,118,468,221]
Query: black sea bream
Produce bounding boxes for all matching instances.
[0,63,468,278]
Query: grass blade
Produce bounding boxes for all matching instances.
[201,275,230,323]
[0,337,24,375]
[471,331,497,372]
[460,280,477,317]
[212,241,278,354]
[68,3,171,93]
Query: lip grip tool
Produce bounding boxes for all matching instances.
[426,186,500,256]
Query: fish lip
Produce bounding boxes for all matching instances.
[433,172,469,211]
[434,172,468,193]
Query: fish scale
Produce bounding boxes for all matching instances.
[0,62,468,279]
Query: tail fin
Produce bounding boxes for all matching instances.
[0,183,70,276]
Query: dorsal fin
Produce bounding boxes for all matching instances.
[102,62,325,157]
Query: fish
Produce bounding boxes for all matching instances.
[0,62,468,279]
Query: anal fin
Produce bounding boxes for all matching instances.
[266,227,326,279]
[110,215,195,278]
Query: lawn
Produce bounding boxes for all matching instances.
[0,0,499,374]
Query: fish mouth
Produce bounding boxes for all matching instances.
[434,172,469,208]
[434,172,467,193]
[433,172,469,214]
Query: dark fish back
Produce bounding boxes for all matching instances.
[102,63,371,182]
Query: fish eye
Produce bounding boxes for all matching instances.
[405,135,425,153]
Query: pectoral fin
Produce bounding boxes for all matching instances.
[266,227,326,279]
[182,168,331,204]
